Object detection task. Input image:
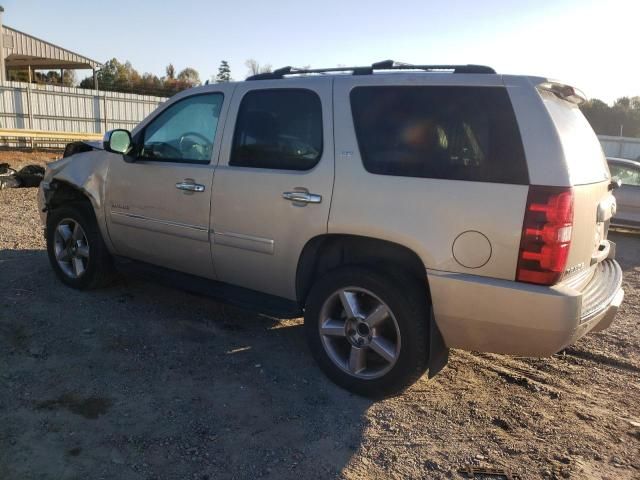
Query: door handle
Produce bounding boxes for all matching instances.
[282,191,322,204]
[176,181,205,193]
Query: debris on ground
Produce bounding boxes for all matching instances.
[15,164,46,188]
[0,163,45,189]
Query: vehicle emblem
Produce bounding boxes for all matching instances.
[565,262,585,276]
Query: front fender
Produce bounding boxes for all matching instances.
[40,149,115,252]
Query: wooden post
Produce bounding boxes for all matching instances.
[0,6,5,84]
[103,92,108,133]
[26,65,34,148]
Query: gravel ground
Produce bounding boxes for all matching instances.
[1,151,639,479]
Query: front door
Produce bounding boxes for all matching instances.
[106,90,229,279]
[210,79,334,299]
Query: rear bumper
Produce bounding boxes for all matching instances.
[427,259,624,356]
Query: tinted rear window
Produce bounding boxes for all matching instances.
[350,86,528,184]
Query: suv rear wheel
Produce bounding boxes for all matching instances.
[304,266,429,397]
[46,202,114,290]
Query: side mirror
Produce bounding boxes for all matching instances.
[104,129,132,155]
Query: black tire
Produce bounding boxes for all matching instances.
[46,202,114,290]
[304,266,429,397]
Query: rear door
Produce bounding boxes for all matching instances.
[210,78,334,299]
[106,89,230,279]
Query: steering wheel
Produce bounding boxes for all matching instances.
[178,131,212,161]
[178,132,213,150]
[143,141,182,160]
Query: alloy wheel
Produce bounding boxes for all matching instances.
[53,218,90,279]
[318,287,401,379]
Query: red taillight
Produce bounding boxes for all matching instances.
[516,186,574,285]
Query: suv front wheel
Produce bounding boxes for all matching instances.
[46,202,114,290]
[304,266,429,397]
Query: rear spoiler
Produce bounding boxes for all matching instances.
[536,81,587,106]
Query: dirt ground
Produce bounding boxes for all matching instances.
[1,151,639,480]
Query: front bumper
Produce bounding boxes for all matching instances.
[427,259,624,356]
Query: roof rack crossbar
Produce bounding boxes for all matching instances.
[246,61,495,80]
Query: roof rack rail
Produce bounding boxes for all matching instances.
[246,60,496,80]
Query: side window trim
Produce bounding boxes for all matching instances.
[133,92,225,165]
[228,88,324,171]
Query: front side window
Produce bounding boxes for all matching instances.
[141,93,223,164]
[610,163,640,186]
[230,89,323,170]
[350,86,528,184]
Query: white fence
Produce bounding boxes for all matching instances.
[0,81,167,135]
[598,135,640,161]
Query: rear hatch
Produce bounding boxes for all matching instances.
[539,84,615,286]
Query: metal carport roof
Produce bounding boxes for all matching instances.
[1,7,102,82]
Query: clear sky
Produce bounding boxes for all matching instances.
[2,0,637,104]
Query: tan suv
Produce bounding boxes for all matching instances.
[38,62,624,396]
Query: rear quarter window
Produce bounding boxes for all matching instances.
[541,91,609,185]
[350,86,528,184]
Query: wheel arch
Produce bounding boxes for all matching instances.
[44,178,114,254]
[295,234,429,308]
[46,179,96,210]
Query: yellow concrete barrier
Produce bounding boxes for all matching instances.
[0,128,103,142]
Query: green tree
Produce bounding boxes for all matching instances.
[7,70,29,82]
[8,69,75,86]
[79,58,141,92]
[177,67,200,86]
[165,63,176,80]
[76,59,201,96]
[215,60,232,83]
[581,96,640,137]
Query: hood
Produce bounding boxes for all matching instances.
[63,140,104,158]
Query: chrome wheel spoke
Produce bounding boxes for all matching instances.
[72,222,83,242]
[365,304,389,329]
[348,346,367,374]
[57,224,72,242]
[370,336,397,363]
[338,290,359,318]
[76,245,90,258]
[56,248,70,261]
[72,257,85,277]
[320,318,346,337]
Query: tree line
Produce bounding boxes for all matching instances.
[8,58,272,97]
[580,97,640,138]
[78,58,274,96]
[77,58,273,96]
